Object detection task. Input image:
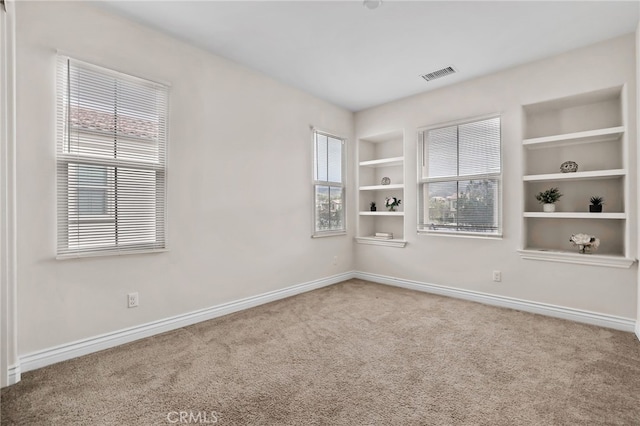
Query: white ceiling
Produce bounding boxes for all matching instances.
[101,1,640,112]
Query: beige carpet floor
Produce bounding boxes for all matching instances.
[2,279,640,425]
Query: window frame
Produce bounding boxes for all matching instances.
[312,129,347,238]
[417,114,502,238]
[56,57,169,258]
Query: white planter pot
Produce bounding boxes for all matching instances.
[543,203,556,212]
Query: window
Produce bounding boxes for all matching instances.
[74,164,109,216]
[313,130,345,235]
[56,57,169,256]
[418,116,501,236]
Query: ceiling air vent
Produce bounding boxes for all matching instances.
[421,66,457,82]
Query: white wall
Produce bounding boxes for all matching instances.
[1,0,18,387]
[355,34,638,320]
[636,19,640,339]
[15,1,354,355]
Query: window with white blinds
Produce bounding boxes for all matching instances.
[56,57,169,257]
[313,130,345,235]
[418,116,501,236]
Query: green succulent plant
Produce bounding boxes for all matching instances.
[535,187,562,204]
[589,196,604,206]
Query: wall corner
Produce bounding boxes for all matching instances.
[1,0,19,388]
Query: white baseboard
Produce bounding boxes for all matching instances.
[636,321,640,341]
[13,270,637,381]
[18,272,355,374]
[7,363,20,386]
[354,271,636,332]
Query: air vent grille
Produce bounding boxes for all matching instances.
[421,66,457,82]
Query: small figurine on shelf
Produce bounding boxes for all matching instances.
[589,196,604,213]
[370,202,376,212]
[385,197,401,212]
[560,161,578,173]
[570,233,600,254]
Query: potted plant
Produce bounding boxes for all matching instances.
[385,197,401,212]
[535,187,562,212]
[369,201,376,212]
[589,196,604,213]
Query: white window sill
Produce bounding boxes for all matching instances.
[312,231,347,239]
[56,248,168,260]
[417,230,503,240]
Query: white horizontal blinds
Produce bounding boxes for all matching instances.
[458,117,500,176]
[57,57,168,256]
[314,133,342,183]
[427,125,457,178]
[327,136,342,183]
[66,60,165,163]
[424,116,501,234]
[314,131,345,232]
[315,133,327,181]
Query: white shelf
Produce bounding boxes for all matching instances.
[355,237,407,248]
[521,88,629,263]
[357,129,405,247]
[518,249,636,268]
[523,126,624,148]
[359,211,404,216]
[359,183,404,191]
[523,169,625,182]
[359,157,404,168]
[523,212,626,219]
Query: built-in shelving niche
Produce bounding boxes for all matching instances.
[520,86,635,268]
[356,130,407,247]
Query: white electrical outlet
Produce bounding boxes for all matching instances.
[127,292,139,308]
[493,271,502,282]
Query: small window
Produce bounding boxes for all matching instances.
[75,165,109,216]
[56,57,169,256]
[313,130,346,236]
[418,116,501,236]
